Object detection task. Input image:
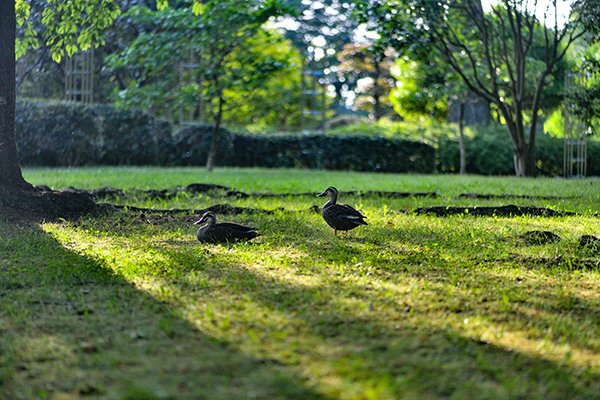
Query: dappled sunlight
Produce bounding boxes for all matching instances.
[2,222,330,399]
[15,196,599,398]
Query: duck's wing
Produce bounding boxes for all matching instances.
[340,204,367,221]
[323,204,367,226]
[212,223,259,241]
[217,222,258,233]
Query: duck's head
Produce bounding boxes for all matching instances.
[194,212,217,225]
[317,186,338,198]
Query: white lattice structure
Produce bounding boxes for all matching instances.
[177,47,205,126]
[563,73,588,178]
[64,49,94,104]
[300,52,327,134]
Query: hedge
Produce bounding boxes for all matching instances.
[16,100,435,173]
[437,124,600,176]
[16,100,173,166]
[172,126,434,172]
[14,100,598,175]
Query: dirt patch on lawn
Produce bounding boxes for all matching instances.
[458,193,574,200]
[46,183,580,203]
[110,203,279,216]
[73,184,439,200]
[414,205,576,217]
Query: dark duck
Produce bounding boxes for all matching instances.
[194,212,259,244]
[317,186,367,236]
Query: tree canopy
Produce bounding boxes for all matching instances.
[355,0,593,176]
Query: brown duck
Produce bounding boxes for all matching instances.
[194,212,259,244]
[317,186,367,236]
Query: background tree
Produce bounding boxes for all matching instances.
[1,0,120,212]
[179,0,290,171]
[337,43,396,120]
[568,0,600,133]
[390,55,477,173]
[15,0,156,101]
[280,0,358,111]
[107,6,299,131]
[356,0,590,176]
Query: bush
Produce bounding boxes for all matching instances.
[171,124,235,166]
[94,106,174,165]
[16,100,99,166]
[18,100,595,176]
[16,100,435,173]
[230,134,434,172]
[584,140,600,177]
[16,100,173,166]
[171,126,435,172]
[436,123,595,176]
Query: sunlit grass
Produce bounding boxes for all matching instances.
[2,168,599,399]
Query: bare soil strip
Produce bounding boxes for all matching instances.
[414,205,576,217]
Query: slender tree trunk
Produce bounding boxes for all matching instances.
[458,101,467,174]
[0,0,31,191]
[512,149,529,177]
[372,56,382,121]
[206,94,224,172]
[524,72,551,177]
[0,0,100,219]
[525,127,537,176]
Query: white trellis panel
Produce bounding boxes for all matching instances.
[65,49,94,104]
[563,73,588,178]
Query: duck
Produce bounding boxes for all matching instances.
[194,212,259,244]
[317,186,367,236]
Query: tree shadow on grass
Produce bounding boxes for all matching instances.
[0,221,330,399]
[15,210,599,399]
[163,252,600,399]
[151,212,600,399]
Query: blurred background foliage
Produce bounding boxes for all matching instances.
[13,0,600,175]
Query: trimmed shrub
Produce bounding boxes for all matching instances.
[16,100,99,166]
[18,99,596,176]
[16,100,174,166]
[585,140,600,177]
[230,134,435,172]
[172,128,435,172]
[94,106,174,165]
[436,124,597,176]
[171,124,235,166]
[16,100,435,172]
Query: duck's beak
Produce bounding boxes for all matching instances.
[194,218,204,225]
[316,190,328,197]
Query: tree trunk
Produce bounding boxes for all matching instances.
[512,149,526,177]
[372,55,382,121]
[458,101,467,174]
[0,1,101,220]
[525,135,537,177]
[0,0,31,191]
[510,115,537,177]
[206,94,224,172]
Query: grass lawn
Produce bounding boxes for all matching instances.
[2,167,599,399]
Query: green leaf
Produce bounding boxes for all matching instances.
[157,0,169,10]
[192,1,204,15]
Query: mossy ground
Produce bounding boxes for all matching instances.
[1,168,599,399]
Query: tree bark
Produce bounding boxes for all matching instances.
[372,55,382,121]
[0,0,102,220]
[0,0,31,191]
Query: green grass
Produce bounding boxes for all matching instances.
[23,167,600,213]
[2,167,600,399]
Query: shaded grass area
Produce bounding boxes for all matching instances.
[3,168,600,398]
[0,222,327,399]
